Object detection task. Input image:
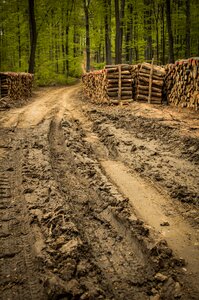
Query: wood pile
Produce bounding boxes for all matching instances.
[105,64,133,103]
[164,58,199,110]
[82,70,108,103]
[136,61,166,104]
[130,64,141,99]
[0,72,33,109]
[82,58,199,110]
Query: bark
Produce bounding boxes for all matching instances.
[83,0,90,72]
[152,1,160,64]
[185,0,191,58]
[17,0,21,69]
[125,3,133,64]
[165,0,174,63]
[73,26,80,58]
[61,9,65,73]
[28,0,37,74]
[144,0,153,61]
[66,22,69,77]
[115,0,120,64]
[120,0,125,60]
[115,0,125,64]
[104,0,112,65]
[161,3,165,65]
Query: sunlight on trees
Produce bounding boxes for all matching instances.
[0,0,198,85]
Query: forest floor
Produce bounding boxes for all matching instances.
[0,85,198,300]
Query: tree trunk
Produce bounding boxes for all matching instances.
[161,3,165,65]
[120,0,125,61]
[73,26,79,58]
[144,0,153,61]
[115,0,125,64]
[83,0,90,72]
[115,0,120,64]
[17,0,21,69]
[125,3,133,64]
[104,0,112,65]
[66,24,69,77]
[61,9,65,74]
[28,0,37,74]
[185,0,190,58]
[165,0,174,63]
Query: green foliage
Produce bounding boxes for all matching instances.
[0,0,198,85]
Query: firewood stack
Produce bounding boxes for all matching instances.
[105,64,133,103]
[82,70,108,103]
[164,58,199,110]
[130,64,141,99]
[136,62,166,104]
[0,72,33,109]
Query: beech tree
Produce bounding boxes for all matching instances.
[165,0,174,63]
[28,0,37,73]
[0,0,198,83]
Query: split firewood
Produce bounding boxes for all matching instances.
[0,72,34,108]
[164,58,199,110]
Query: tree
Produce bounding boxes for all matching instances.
[125,2,133,64]
[28,0,37,73]
[104,0,112,65]
[165,0,174,63]
[185,0,191,58]
[115,0,125,64]
[83,0,91,72]
[1,0,199,84]
[144,0,153,61]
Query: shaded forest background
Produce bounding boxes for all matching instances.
[0,0,198,85]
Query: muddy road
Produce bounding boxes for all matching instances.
[0,85,198,300]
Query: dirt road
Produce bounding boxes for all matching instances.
[0,85,198,300]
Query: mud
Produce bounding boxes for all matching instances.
[0,86,198,299]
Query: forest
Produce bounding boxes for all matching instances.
[0,0,199,85]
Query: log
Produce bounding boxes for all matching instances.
[139,76,163,86]
[138,89,162,98]
[137,94,162,103]
[107,87,132,92]
[164,58,199,110]
[107,74,132,79]
[137,84,162,93]
[139,71,163,81]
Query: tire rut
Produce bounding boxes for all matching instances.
[48,113,186,300]
[0,131,45,300]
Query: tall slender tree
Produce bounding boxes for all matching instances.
[104,0,112,65]
[165,0,174,63]
[115,0,125,64]
[185,0,191,58]
[83,0,91,72]
[125,3,133,64]
[28,0,37,73]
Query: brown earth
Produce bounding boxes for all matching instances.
[0,85,198,300]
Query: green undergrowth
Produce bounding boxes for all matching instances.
[35,72,80,87]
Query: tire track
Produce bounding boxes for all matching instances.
[0,131,45,300]
[48,113,184,300]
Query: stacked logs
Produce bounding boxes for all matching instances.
[136,62,166,104]
[105,64,133,103]
[82,59,198,110]
[164,58,199,110]
[81,70,108,103]
[130,64,141,99]
[0,72,33,107]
